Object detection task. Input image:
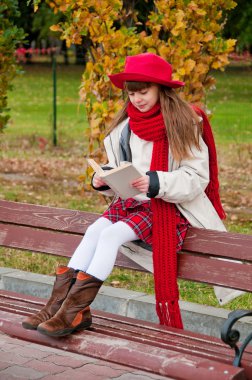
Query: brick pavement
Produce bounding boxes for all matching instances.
[0,332,171,380]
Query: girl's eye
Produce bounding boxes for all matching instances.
[128,90,148,95]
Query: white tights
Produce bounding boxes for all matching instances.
[68,217,138,281]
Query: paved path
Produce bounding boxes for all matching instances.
[0,332,169,380]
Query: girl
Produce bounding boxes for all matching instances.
[22,53,233,337]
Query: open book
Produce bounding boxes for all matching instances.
[87,159,143,199]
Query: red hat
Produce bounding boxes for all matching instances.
[108,53,185,89]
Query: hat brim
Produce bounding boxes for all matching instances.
[108,72,185,89]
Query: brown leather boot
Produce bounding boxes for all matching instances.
[37,272,102,337]
[22,265,76,330]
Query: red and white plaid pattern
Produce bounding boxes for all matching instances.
[102,198,189,249]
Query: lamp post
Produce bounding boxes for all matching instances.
[52,51,57,146]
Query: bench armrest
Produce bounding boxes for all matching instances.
[221,309,252,367]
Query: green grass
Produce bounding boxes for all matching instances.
[3,63,252,150]
[0,63,251,311]
[206,66,252,144]
[5,64,87,148]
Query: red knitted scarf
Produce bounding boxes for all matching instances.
[127,102,225,329]
[192,105,226,220]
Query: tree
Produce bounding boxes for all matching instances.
[223,0,252,52]
[17,1,86,64]
[32,0,236,169]
[0,0,25,132]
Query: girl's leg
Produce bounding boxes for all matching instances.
[68,217,112,271]
[37,221,138,337]
[86,221,138,281]
[22,218,112,331]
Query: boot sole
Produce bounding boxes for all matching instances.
[22,322,38,330]
[37,320,92,337]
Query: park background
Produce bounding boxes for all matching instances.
[0,0,251,310]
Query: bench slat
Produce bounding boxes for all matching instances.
[0,199,97,234]
[184,228,252,261]
[1,291,251,370]
[178,254,252,291]
[0,222,81,257]
[1,223,251,291]
[0,222,144,271]
[1,200,251,262]
[0,308,248,379]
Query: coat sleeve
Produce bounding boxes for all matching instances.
[156,136,210,203]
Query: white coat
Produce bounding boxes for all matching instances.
[102,118,244,305]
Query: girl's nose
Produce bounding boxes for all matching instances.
[134,95,142,103]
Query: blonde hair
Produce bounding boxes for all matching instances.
[107,82,201,162]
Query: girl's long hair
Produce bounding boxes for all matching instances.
[106,82,202,162]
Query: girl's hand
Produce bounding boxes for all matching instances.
[93,173,107,188]
[131,175,150,193]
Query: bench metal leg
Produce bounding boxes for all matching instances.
[221,309,252,367]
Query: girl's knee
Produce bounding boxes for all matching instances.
[98,222,133,244]
[85,218,111,239]
[85,223,99,239]
[98,225,115,242]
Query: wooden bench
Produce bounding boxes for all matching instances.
[0,199,251,380]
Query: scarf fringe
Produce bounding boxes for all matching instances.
[156,300,183,329]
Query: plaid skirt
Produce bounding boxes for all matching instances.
[102,198,189,251]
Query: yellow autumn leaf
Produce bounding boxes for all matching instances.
[226,39,237,52]
[203,33,214,43]
[86,61,94,72]
[170,28,179,37]
[184,59,196,74]
[158,45,171,57]
[211,61,222,69]
[195,62,209,74]
[195,8,206,16]
[90,116,102,129]
[141,35,156,48]
[171,21,185,36]
[192,44,201,53]
[175,10,185,22]
[177,67,186,76]
[172,72,181,81]
[50,24,62,32]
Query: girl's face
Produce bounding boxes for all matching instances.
[127,84,160,112]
